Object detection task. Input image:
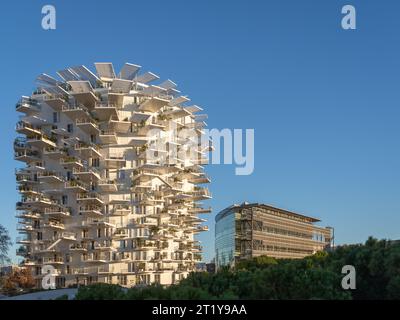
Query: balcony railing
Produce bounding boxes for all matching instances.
[79,205,103,216]
[62,104,89,115]
[44,207,71,216]
[61,232,76,240]
[76,118,99,127]
[77,192,103,203]
[16,97,41,112]
[14,137,29,149]
[43,257,64,264]
[37,171,65,182]
[75,141,100,151]
[65,180,89,190]
[19,195,55,205]
[43,221,65,229]
[16,121,41,132]
[14,150,40,159]
[60,156,83,167]
[73,166,101,177]
[26,134,57,146]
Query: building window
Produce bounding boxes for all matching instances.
[53,112,59,123]
[92,158,99,167]
[62,195,68,205]
[67,123,73,133]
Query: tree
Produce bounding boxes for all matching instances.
[0,224,12,266]
[2,268,35,295]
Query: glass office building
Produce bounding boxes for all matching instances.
[215,202,332,269]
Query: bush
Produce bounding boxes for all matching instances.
[73,238,400,300]
[75,283,125,300]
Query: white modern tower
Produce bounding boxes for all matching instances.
[15,62,211,288]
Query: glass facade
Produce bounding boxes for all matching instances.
[215,210,236,268]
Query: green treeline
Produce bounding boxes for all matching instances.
[72,237,400,300]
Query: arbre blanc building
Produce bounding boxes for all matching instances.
[14,62,211,288]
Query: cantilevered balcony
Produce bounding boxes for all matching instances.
[14,150,40,163]
[103,155,126,169]
[16,246,29,257]
[68,80,99,109]
[17,195,56,208]
[97,179,118,192]
[83,253,109,264]
[187,206,212,214]
[189,187,212,200]
[113,227,129,239]
[59,231,77,241]
[44,207,71,218]
[110,204,131,216]
[73,167,101,181]
[74,142,102,158]
[91,241,115,252]
[70,244,87,253]
[37,171,65,184]
[15,211,41,220]
[43,95,68,111]
[14,137,30,151]
[76,118,100,134]
[16,236,32,244]
[193,225,209,233]
[16,223,35,233]
[109,116,131,133]
[131,111,152,123]
[187,174,211,184]
[16,121,42,136]
[18,185,42,197]
[43,147,67,159]
[99,130,117,144]
[16,97,41,114]
[79,205,103,217]
[93,103,119,121]
[15,171,39,185]
[64,180,88,192]
[26,134,57,149]
[51,127,72,137]
[20,259,38,266]
[138,96,169,112]
[77,192,104,206]
[60,156,84,169]
[62,104,89,120]
[43,221,65,230]
[43,256,64,265]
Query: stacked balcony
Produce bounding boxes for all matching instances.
[16,97,41,114]
[15,62,211,287]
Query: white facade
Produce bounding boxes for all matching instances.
[15,62,211,288]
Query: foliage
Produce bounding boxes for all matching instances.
[74,283,126,300]
[0,224,12,265]
[1,268,35,295]
[74,238,400,300]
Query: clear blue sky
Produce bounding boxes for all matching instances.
[1,0,400,263]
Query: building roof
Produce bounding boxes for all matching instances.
[215,202,321,223]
